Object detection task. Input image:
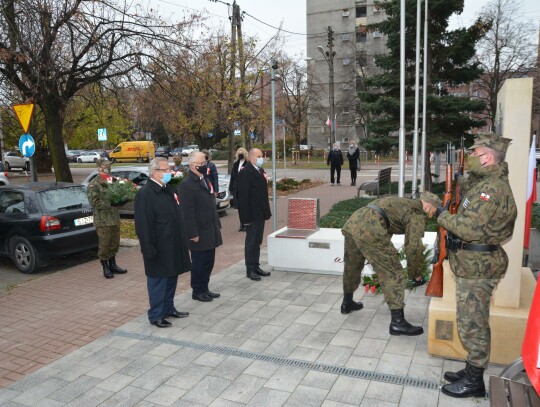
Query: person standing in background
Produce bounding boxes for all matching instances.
[201,149,219,196]
[327,143,343,185]
[87,158,127,279]
[229,147,249,231]
[235,148,272,281]
[347,141,360,186]
[178,152,223,302]
[134,157,191,328]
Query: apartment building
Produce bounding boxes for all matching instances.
[306,0,386,149]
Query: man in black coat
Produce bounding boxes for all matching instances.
[178,151,223,302]
[327,143,344,185]
[134,157,191,328]
[235,148,272,281]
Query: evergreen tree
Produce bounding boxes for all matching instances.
[360,0,489,158]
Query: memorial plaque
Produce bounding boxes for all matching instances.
[287,198,320,230]
[435,320,454,341]
[309,242,330,249]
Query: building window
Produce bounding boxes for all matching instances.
[356,31,367,43]
[356,6,367,18]
[343,57,350,65]
[342,33,350,42]
[342,9,350,17]
[373,31,382,38]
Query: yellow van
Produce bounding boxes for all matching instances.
[109,141,155,163]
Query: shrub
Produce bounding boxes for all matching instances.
[533,202,540,229]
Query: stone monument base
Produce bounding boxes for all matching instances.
[427,261,535,365]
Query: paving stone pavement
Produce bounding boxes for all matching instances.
[0,250,500,406]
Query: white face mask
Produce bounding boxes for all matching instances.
[333,146,338,150]
[256,157,264,167]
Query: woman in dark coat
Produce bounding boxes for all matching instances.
[134,157,191,328]
[229,147,249,231]
[347,141,360,186]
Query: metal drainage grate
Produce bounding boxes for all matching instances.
[112,329,440,391]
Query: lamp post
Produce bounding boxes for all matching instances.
[317,43,336,146]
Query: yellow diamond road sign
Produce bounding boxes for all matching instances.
[13,103,34,133]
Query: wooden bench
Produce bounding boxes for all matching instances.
[490,376,540,406]
[357,167,392,198]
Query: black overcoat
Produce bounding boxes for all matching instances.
[134,180,191,277]
[235,162,271,225]
[177,172,223,252]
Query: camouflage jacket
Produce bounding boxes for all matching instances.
[342,197,426,275]
[438,162,517,278]
[87,174,120,227]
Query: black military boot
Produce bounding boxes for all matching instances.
[108,256,127,274]
[444,365,466,383]
[246,268,261,281]
[389,309,424,336]
[340,293,363,314]
[441,363,486,398]
[101,260,114,279]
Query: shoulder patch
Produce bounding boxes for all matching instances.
[480,192,490,202]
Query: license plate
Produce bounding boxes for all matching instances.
[74,216,93,226]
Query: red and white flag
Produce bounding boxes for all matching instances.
[522,271,540,395]
[524,134,537,250]
[325,116,331,126]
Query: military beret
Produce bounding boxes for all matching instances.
[96,158,111,167]
[420,191,442,208]
[469,133,512,153]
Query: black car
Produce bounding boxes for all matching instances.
[0,183,98,273]
[65,150,82,162]
[155,146,171,158]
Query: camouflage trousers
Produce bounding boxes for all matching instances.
[455,275,501,368]
[96,225,120,261]
[342,230,404,309]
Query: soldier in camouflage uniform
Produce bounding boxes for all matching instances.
[436,133,517,398]
[87,158,127,279]
[341,192,441,336]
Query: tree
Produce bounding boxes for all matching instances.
[0,0,195,181]
[475,0,538,132]
[360,0,488,189]
[276,57,310,149]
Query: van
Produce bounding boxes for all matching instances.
[109,141,155,163]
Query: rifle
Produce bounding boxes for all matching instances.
[425,144,453,298]
[451,137,465,214]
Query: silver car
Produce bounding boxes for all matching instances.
[0,163,9,186]
[81,166,231,214]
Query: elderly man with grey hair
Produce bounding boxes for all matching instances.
[134,157,192,328]
[178,151,223,302]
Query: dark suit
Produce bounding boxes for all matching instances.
[229,159,247,209]
[327,149,344,184]
[178,172,223,295]
[235,162,271,272]
[134,180,191,323]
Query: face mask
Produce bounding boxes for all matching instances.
[196,165,207,174]
[333,146,338,151]
[467,154,486,171]
[238,154,245,160]
[161,172,172,184]
[256,157,264,167]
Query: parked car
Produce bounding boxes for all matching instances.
[77,151,101,163]
[65,150,82,162]
[217,173,232,211]
[0,183,98,273]
[182,145,199,156]
[0,163,9,186]
[155,146,171,158]
[3,151,30,171]
[81,165,232,214]
[171,147,183,155]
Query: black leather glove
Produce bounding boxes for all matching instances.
[435,201,451,218]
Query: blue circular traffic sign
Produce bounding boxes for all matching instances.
[19,134,36,157]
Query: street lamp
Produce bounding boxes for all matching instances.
[317,45,336,146]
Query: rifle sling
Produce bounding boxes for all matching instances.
[366,205,390,230]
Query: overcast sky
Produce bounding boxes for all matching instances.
[155,0,540,57]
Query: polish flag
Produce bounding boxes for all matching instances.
[522,271,540,395]
[524,134,537,250]
[325,116,331,126]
